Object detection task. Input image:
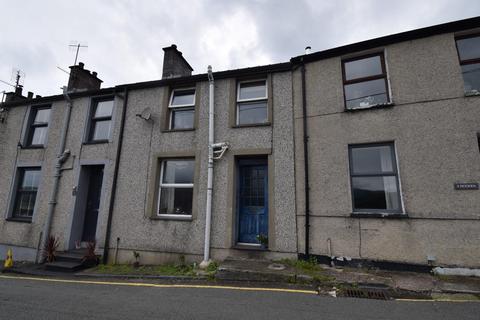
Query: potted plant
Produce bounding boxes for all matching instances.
[256,234,268,249]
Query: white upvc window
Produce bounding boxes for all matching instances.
[236,79,268,125]
[157,159,194,217]
[168,88,195,130]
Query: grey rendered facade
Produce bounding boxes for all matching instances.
[293,20,480,268]
[0,80,122,261]
[0,53,298,265]
[109,67,297,264]
[1,17,479,268]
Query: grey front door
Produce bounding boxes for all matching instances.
[81,166,104,242]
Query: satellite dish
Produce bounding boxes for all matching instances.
[136,107,152,121]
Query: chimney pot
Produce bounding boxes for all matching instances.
[27,91,34,99]
[78,62,84,69]
[15,85,23,96]
[92,71,97,77]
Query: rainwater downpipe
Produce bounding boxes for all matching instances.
[200,66,215,268]
[301,59,311,258]
[39,88,72,263]
[103,87,129,264]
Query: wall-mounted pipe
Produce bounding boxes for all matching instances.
[39,87,72,263]
[301,59,311,258]
[103,87,129,264]
[200,66,215,268]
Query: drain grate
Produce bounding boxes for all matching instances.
[340,288,390,300]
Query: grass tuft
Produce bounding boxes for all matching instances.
[92,263,196,276]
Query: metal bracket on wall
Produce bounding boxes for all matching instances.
[212,142,229,160]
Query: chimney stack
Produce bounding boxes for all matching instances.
[162,44,193,79]
[4,85,26,103]
[67,62,103,92]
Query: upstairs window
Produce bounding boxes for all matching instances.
[157,159,194,216]
[348,143,402,213]
[12,167,41,220]
[26,106,51,147]
[342,53,389,110]
[236,80,268,125]
[456,34,480,94]
[168,89,195,130]
[89,98,114,142]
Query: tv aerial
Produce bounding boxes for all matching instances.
[0,68,25,90]
[11,68,25,88]
[69,41,88,65]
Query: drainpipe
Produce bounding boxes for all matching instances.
[200,66,215,268]
[301,59,311,258]
[39,87,72,263]
[103,87,129,264]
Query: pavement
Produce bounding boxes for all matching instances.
[1,275,480,320]
[215,259,480,300]
[3,259,480,301]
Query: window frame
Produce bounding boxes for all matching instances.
[9,166,42,222]
[87,97,115,143]
[168,88,196,130]
[156,158,195,218]
[455,33,480,94]
[348,142,403,214]
[25,105,51,148]
[341,52,390,110]
[235,79,269,126]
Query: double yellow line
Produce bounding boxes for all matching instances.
[0,274,317,295]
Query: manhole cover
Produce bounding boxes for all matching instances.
[268,263,286,271]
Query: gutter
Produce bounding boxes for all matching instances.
[300,59,310,258]
[102,87,129,264]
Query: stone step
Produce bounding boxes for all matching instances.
[44,260,85,272]
[55,252,86,263]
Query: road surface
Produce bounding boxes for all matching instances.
[0,275,479,320]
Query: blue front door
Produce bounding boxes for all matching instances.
[237,159,268,244]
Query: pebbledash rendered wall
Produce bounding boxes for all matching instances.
[0,93,123,261]
[108,70,298,265]
[293,32,480,268]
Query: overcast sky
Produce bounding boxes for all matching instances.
[1,0,479,96]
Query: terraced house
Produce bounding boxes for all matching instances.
[0,17,479,271]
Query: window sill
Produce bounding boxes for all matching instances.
[83,140,110,145]
[161,128,195,133]
[151,214,193,221]
[345,102,395,112]
[233,243,268,251]
[232,122,271,129]
[464,90,480,97]
[351,212,408,219]
[6,217,32,223]
[21,145,45,150]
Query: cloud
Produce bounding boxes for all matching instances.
[0,0,478,96]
